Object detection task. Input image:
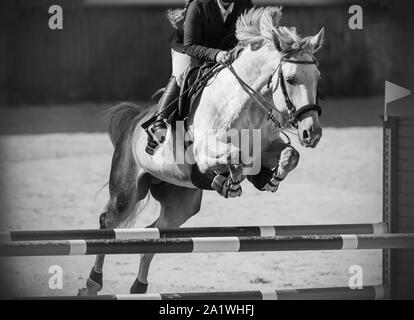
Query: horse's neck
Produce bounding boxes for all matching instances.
[191,45,281,142]
[224,47,281,133]
[232,45,279,96]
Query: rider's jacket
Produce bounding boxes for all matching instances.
[170,0,253,62]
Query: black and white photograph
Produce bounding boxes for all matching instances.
[0,0,413,306]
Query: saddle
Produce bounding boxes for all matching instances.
[177,62,223,127]
[141,62,222,132]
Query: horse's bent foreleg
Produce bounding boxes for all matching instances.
[248,142,300,192]
[264,146,300,192]
[275,146,300,180]
[197,140,242,173]
[195,139,245,198]
[130,183,202,294]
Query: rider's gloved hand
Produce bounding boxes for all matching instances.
[216,51,231,65]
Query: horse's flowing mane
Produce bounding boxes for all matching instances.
[236,6,282,45]
[236,7,317,53]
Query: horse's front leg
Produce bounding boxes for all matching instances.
[248,140,300,193]
[265,145,300,192]
[195,139,244,198]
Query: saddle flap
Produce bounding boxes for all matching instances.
[178,62,221,123]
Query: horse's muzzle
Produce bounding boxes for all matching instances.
[297,107,323,148]
[300,126,322,148]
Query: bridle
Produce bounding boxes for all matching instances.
[227,54,322,130]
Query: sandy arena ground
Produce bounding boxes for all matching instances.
[0,101,383,298]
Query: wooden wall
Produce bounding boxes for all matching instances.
[1,0,412,105]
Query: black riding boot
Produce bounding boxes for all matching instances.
[145,76,180,155]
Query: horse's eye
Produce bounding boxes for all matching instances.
[286,78,295,85]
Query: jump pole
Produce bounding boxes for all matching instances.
[1,234,414,257]
[18,286,386,300]
[0,222,387,242]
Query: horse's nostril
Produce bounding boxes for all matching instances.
[303,130,310,141]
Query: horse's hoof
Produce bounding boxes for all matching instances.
[77,286,99,296]
[263,175,282,193]
[211,174,242,199]
[130,279,148,294]
[279,147,300,172]
[77,271,103,296]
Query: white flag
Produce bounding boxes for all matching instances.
[385,81,411,104]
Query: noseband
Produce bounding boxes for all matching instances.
[267,57,322,128]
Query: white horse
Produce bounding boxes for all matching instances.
[79,6,325,295]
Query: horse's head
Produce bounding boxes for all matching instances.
[269,27,325,148]
[235,7,325,147]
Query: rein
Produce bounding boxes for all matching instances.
[226,55,322,133]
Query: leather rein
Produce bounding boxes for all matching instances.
[227,55,322,131]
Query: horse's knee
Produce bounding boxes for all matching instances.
[101,190,138,229]
[114,190,137,214]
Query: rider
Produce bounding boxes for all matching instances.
[145,0,253,155]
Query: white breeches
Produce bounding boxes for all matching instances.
[171,49,200,87]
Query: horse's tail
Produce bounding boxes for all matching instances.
[104,101,145,147]
[102,101,153,229]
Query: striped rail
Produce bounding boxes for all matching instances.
[18,285,386,300]
[0,222,387,242]
[1,233,413,257]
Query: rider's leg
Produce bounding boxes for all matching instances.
[145,49,194,155]
[145,75,180,155]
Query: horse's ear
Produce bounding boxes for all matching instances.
[273,27,291,52]
[277,37,291,52]
[309,27,325,53]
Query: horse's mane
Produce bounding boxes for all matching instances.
[236,6,317,54]
[104,102,154,147]
[236,7,282,45]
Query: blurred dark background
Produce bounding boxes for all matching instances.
[1,0,413,105]
[0,0,413,131]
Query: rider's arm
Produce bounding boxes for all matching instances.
[183,1,221,62]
